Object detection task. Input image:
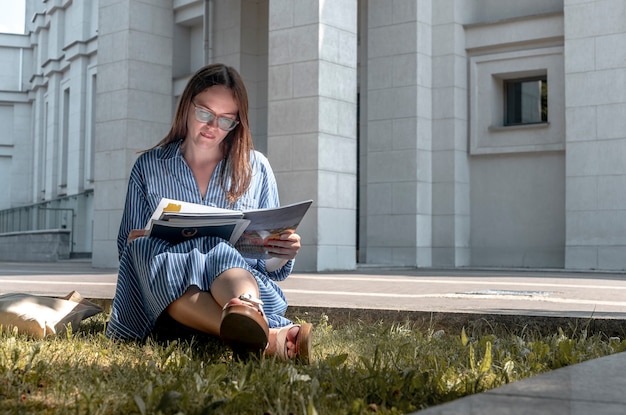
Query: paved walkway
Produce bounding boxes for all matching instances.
[1,260,625,414]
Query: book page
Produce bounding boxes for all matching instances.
[146,198,242,228]
[235,200,313,259]
[145,198,312,258]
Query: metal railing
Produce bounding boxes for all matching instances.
[0,190,93,254]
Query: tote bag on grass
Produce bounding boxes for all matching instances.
[0,291,103,338]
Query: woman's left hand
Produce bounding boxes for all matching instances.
[265,231,301,260]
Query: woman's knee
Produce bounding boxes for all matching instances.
[167,285,201,314]
[216,267,255,283]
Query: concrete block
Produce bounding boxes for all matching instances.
[99,3,131,34]
[269,64,294,100]
[318,206,356,245]
[366,1,393,28]
[128,62,173,96]
[365,246,394,264]
[319,61,356,102]
[367,213,416,246]
[292,61,317,98]
[293,0,318,27]
[391,117,417,150]
[433,182,455,216]
[368,23,418,58]
[270,132,318,172]
[91,239,119,268]
[130,1,173,37]
[598,246,626,270]
[567,210,626,245]
[564,37,595,73]
[316,244,356,271]
[367,56,394,90]
[565,106,597,142]
[597,175,626,210]
[328,96,357,136]
[368,87,417,120]
[433,214,455,246]
[596,33,626,70]
[391,182,418,215]
[566,176,598,211]
[269,0,294,30]
[366,183,392,215]
[596,140,626,175]
[320,0,357,32]
[367,119,393,152]
[268,97,318,135]
[566,141,600,176]
[335,99,357,138]
[0,230,70,262]
[274,170,317,204]
[417,181,433,215]
[126,90,172,123]
[319,135,356,173]
[597,103,626,140]
[566,70,626,108]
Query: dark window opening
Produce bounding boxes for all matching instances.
[504,77,547,126]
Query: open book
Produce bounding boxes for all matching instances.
[145,198,313,259]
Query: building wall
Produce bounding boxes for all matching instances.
[430,1,471,267]
[463,12,567,268]
[268,0,358,271]
[362,0,433,267]
[92,0,174,266]
[0,1,96,254]
[1,0,625,272]
[0,33,32,210]
[563,0,626,270]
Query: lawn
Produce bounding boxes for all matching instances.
[1,308,625,414]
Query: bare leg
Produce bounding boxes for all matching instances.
[165,286,222,334]
[209,267,259,306]
[166,267,259,335]
[166,267,303,359]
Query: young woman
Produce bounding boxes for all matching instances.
[106,63,312,362]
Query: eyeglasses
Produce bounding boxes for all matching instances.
[192,102,239,132]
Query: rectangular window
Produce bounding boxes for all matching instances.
[504,77,547,126]
[59,87,70,195]
[84,73,96,188]
[41,101,48,200]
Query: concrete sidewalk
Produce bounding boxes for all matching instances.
[1,260,625,414]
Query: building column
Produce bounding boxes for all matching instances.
[431,1,470,267]
[564,0,626,270]
[268,0,358,271]
[210,0,270,155]
[44,71,61,200]
[92,1,174,267]
[9,101,32,207]
[65,53,88,194]
[363,1,433,267]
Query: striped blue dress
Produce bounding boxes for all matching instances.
[106,140,294,340]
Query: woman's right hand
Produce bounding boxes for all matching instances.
[128,229,147,242]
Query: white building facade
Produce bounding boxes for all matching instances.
[0,0,625,272]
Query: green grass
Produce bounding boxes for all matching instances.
[1,312,625,414]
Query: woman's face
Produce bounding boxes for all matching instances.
[185,85,239,154]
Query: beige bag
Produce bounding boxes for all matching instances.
[0,291,103,338]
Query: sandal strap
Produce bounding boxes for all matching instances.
[237,293,265,315]
[273,325,291,360]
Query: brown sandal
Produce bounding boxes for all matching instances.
[273,323,313,364]
[220,294,269,356]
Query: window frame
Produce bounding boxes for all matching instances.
[503,76,548,127]
[468,47,564,155]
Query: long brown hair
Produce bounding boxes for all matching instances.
[155,63,253,204]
